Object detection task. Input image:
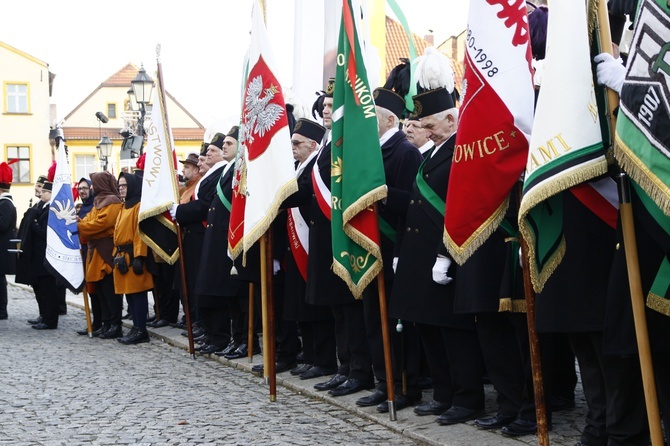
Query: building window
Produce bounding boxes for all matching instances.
[107,103,117,119]
[75,155,96,181]
[5,83,29,113]
[6,146,30,183]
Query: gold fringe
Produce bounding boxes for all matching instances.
[646,293,670,317]
[587,0,599,48]
[242,178,299,255]
[518,218,566,293]
[614,136,670,216]
[518,159,608,218]
[498,298,527,313]
[445,198,509,265]
[332,259,382,300]
[138,202,179,265]
[341,185,387,257]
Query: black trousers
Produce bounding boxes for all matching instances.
[152,262,179,323]
[417,323,485,409]
[570,332,608,446]
[97,274,121,326]
[299,320,337,369]
[199,296,232,347]
[33,275,61,328]
[128,291,149,329]
[363,281,421,397]
[331,301,373,381]
[0,275,7,318]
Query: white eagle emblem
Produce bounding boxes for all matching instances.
[241,75,284,145]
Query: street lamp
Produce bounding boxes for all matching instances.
[97,134,113,171]
[131,65,154,155]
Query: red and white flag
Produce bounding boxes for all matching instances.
[229,0,298,258]
[443,0,535,264]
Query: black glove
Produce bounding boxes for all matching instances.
[132,256,144,275]
[113,256,129,275]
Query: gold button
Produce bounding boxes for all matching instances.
[410,199,414,205]
[616,243,620,250]
[406,227,411,232]
[310,221,314,225]
[425,173,429,178]
[418,200,422,205]
[415,229,419,233]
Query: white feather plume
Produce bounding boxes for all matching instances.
[414,47,455,93]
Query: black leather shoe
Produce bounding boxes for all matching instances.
[182,327,204,338]
[314,374,347,391]
[215,341,238,356]
[501,419,538,437]
[170,321,186,329]
[76,327,96,336]
[474,413,517,429]
[291,364,312,376]
[149,319,170,328]
[300,366,337,380]
[91,324,109,338]
[32,322,57,330]
[328,378,374,397]
[224,343,260,359]
[121,313,132,320]
[414,400,451,416]
[436,406,485,425]
[376,394,421,413]
[356,389,387,407]
[199,344,225,354]
[99,324,123,339]
[252,361,297,375]
[194,343,210,352]
[27,316,43,325]
[118,328,150,345]
[118,327,138,343]
[194,333,208,343]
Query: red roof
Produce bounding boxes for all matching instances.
[63,127,204,141]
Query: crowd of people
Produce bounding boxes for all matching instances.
[0,1,668,446]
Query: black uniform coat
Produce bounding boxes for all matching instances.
[15,201,44,285]
[536,192,615,332]
[604,189,670,355]
[453,193,522,314]
[389,134,474,329]
[195,164,238,303]
[378,131,423,278]
[304,142,353,306]
[282,156,332,321]
[0,194,17,275]
[28,202,51,278]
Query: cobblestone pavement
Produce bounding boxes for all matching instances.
[2,280,589,445]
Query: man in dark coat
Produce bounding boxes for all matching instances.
[357,88,423,412]
[304,80,374,397]
[390,87,485,425]
[281,118,338,380]
[15,174,47,322]
[28,180,64,329]
[0,161,18,320]
[172,130,233,354]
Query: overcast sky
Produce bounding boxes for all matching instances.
[1,0,467,131]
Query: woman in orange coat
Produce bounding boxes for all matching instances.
[114,172,153,345]
[77,171,123,339]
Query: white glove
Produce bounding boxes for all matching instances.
[432,255,453,285]
[594,52,625,94]
[392,257,399,274]
[169,203,178,219]
[273,259,281,275]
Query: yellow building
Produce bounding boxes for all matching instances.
[0,40,56,218]
[63,63,205,181]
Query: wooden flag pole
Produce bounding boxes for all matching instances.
[373,204,396,421]
[155,45,194,359]
[596,3,662,443]
[517,185,549,446]
[78,247,93,337]
[248,282,255,363]
[175,225,196,359]
[266,229,277,401]
[261,233,270,385]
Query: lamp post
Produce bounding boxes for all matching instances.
[97,134,113,171]
[130,64,154,155]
